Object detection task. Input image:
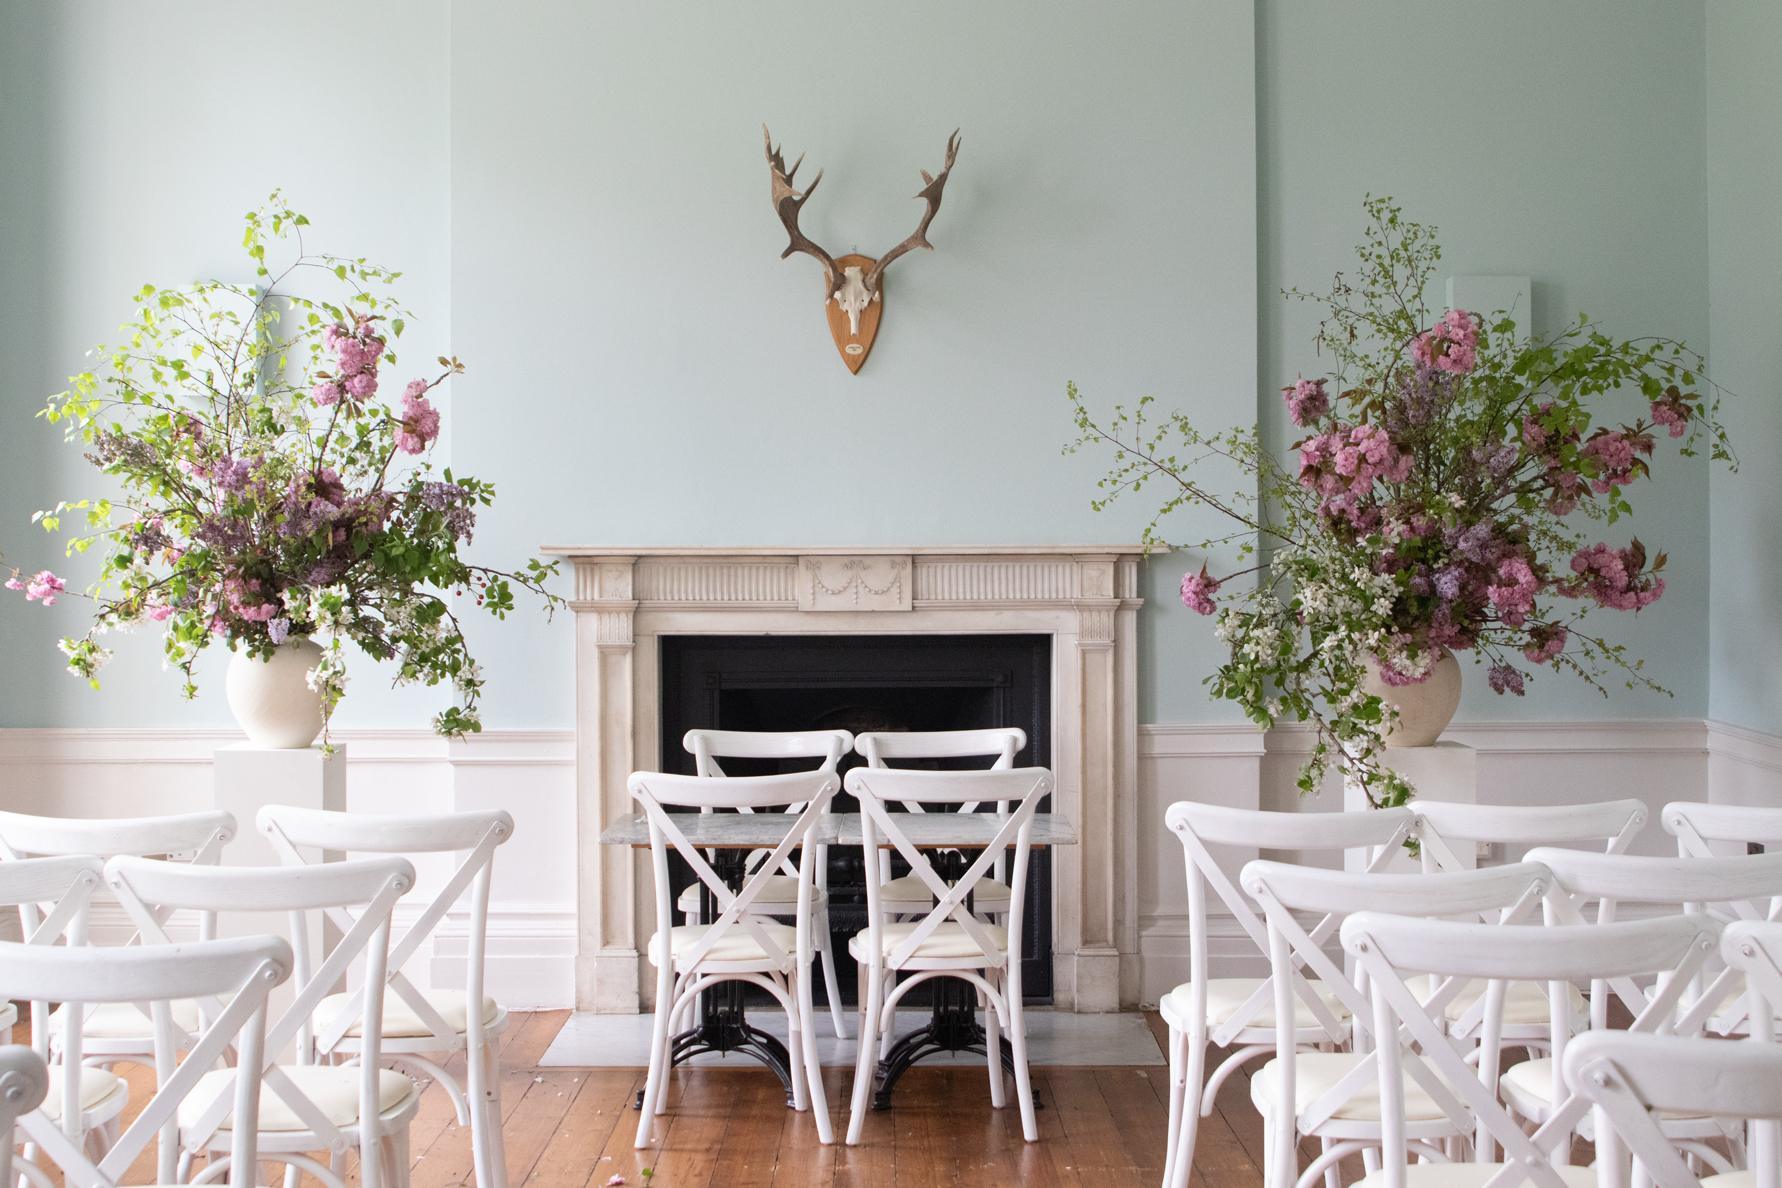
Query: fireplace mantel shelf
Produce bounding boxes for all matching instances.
[542,544,1162,557]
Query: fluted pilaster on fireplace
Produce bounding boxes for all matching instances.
[545,545,1153,1014]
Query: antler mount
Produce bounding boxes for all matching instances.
[764,126,960,375]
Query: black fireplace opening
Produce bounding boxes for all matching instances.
[658,633,1054,1004]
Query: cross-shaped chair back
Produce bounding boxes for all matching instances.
[0,856,106,1132]
[1412,798,1647,874]
[856,729,1027,891]
[629,769,838,974]
[1166,803,1415,1049]
[254,806,513,1061]
[1663,800,1782,859]
[685,729,853,778]
[0,809,236,947]
[1567,1027,1782,1188]
[103,854,414,1188]
[1527,848,1782,1035]
[1240,859,1555,1162]
[844,766,1047,973]
[1,934,290,1188]
[1346,910,1717,1188]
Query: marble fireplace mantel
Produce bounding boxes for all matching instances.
[540,545,1152,1013]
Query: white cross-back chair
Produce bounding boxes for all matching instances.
[1345,911,1719,1188]
[1241,859,1557,1188]
[631,768,840,1148]
[842,765,1049,1146]
[0,856,123,1161]
[1411,800,1647,1063]
[257,806,514,1188]
[854,729,1026,924]
[1157,803,1416,1188]
[0,810,236,1070]
[104,854,419,1188]
[1,934,290,1188]
[1510,848,1782,1170]
[681,729,853,1039]
[1663,801,1782,861]
[1567,1028,1782,1188]
[0,1045,47,1188]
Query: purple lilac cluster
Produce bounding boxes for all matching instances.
[418,480,476,542]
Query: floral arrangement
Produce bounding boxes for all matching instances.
[7,193,561,741]
[1067,198,1734,807]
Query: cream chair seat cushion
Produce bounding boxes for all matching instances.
[1420,979,1588,1027]
[849,921,1008,962]
[878,875,1012,907]
[676,876,825,913]
[1252,1052,1461,1123]
[1161,977,1353,1031]
[52,999,202,1039]
[313,989,501,1039]
[1357,1164,1595,1187]
[179,1065,415,1132]
[1701,1173,1758,1187]
[649,922,798,966]
[1500,1057,1708,1120]
[40,1066,127,1122]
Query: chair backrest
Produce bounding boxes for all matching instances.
[684,729,854,777]
[844,766,1050,974]
[1663,800,1782,858]
[0,934,290,1188]
[103,855,412,1188]
[1347,912,1718,1188]
[1166,803,1415,1045]
[1412,798,1647,873]
[856,729,1029,887]
[1241,860,1557,1141]
[1528,848,1782,1033]
[630,770,838,973]
[257,807,513,1057]
[1569,1029,1782,1188]
[0,857,107,1127]
[0,808,236,863]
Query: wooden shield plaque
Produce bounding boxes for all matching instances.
[824,253,881,374]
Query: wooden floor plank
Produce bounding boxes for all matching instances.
[526,1070,640,1188]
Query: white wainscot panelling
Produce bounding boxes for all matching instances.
[0,727,576,1009]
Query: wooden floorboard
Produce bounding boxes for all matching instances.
[15,1008,1542,1188]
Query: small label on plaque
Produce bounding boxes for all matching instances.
[797,556,912,612]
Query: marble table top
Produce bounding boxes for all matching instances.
[598,811,1077,849]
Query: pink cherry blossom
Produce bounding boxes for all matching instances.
[344,372,379,401]
[1410,309,1480,374]
[397,391,441,455]
[1179,566,1220,615]
[7,570,66,606]
[311,380,344,406]
[1283,377,1329,427]
[1486,556,1538,627]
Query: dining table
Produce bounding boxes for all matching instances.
[598,809,1077,1111]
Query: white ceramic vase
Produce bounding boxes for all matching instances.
[225,638,327,749]
[1360,647,1462,748]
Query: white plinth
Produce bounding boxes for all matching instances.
[213,744,345,1053]
[1345,741,1477,874]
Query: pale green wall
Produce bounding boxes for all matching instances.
[0,1,1740,734]
[1707,1,1782,735]
[1259,0,1711,721]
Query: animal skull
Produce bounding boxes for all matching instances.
[833,266,878,336]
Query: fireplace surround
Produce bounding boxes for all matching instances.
[542,545,1148,1013]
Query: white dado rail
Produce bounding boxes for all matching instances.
[539,545,1150,1014]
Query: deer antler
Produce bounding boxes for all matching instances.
[764,125,841,301]
[863,130,961,295]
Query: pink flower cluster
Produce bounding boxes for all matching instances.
[1567,543,1664,611]
[312,321,388,406]
[1298,423,1413,526]
[1485,556,1539,627]
[1410,309,1479,374]
[1180,566,1220,615]
[223,575,279,622]
[1650,386,1692,438]
[396,381,441,455]
[1579,430,1650,494]
[1282,377,1330,427]
[1522,622,1568,665]
[5,570,65,606]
